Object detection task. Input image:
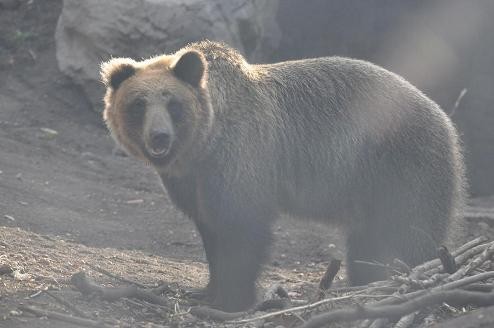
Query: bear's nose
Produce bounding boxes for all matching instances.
[149,131,171,157]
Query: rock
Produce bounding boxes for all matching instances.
[12,270,30,281]
[55,0,280,112]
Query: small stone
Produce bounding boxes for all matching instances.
[3,214,15,221]
[13,270,31,281]
[39,127,58,139]
[0,264,13,275]
[126,199,144,204]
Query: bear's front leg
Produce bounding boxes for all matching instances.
[189,220,218,302]
[198,175,274,312]
[211,220,271,311]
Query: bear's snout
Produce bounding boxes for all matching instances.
[147,130,172,158]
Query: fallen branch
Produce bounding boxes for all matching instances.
[462,283,494,292]
[437,246,456,274]
[392,259,411,275]
[439,270,494,290]
[327,284,397,295]
[453,242,493,268]
[300,289,494,328]
[190,306,247,321]
[86,264,148,289]
[413,237,488,274]
[189,292,291,321]
[71,271,168,306]
[19,305,108,328]
[454,236,489,257]
[371,270,494,310]
[190,306,249,322]
[229,293,391,324]
[394,241,494,292]
[445,241,494,282]
[319,259,341,290]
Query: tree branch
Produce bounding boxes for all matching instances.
[300,290,494,328]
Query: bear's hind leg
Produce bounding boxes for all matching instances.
[346,227,389,285]
[346,199,449,286]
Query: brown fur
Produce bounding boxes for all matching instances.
[102,41,465,312]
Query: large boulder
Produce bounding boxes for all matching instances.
[55,0,280,112]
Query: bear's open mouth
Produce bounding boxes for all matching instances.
[145,145,175,167]
[148,133,171,158]
[149,147,169,158]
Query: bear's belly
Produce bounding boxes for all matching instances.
[278,178,350,222]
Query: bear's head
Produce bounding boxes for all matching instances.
[101,50,213,174]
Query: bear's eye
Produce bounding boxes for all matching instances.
[127,98,146,124]
[168,99,184,123]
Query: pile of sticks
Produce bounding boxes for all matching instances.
[225,236,494,328]
[298,236,494,328]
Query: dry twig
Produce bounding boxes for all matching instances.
[71,271,168,306]
[229,293,391,324]
[86,264,148,289]
[445,241,494,282]
[413,237,488,274]
[190,306,247,321]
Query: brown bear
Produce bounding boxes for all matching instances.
[101,40,465,312]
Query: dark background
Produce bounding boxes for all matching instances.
[275,0,494,197]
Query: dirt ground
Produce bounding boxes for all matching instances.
[0,1,493,327]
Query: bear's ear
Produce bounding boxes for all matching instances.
[101,58,136,90]
[172,50,207,88]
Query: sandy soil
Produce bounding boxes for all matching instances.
[0,1,493,327]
